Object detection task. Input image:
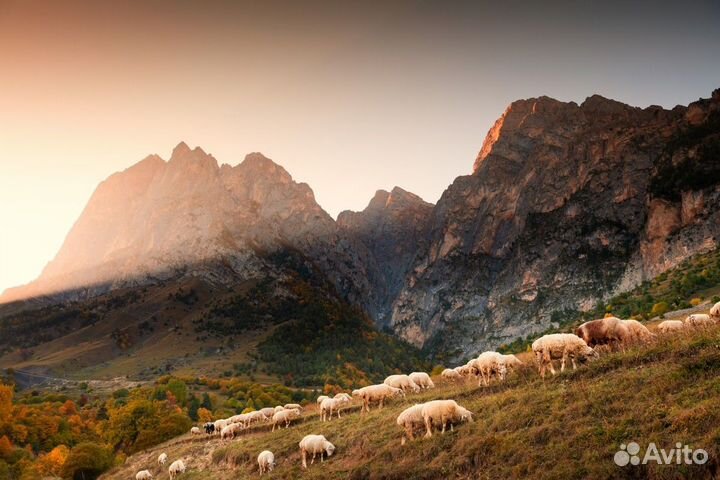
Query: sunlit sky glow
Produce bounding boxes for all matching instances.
[1,0,719,292]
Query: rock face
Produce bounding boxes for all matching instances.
[338,187,433,325]
[1,143,381,316]
[391,89,720,357]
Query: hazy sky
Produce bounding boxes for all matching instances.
[1,0,719,293]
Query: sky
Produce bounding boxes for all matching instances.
[1,0,719,293]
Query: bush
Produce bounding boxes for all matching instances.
[61,442,113,480]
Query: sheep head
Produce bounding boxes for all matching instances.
[325,441,336,456]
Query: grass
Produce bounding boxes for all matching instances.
[103,323,720,480]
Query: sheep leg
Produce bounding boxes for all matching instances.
[311,452,316,464]
[379,397,384,409]
[561,349,568,372]
[301,449,307,469]
[424,416,433,438]
[571,356,577,370]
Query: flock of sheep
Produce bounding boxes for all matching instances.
[132,302,720,479]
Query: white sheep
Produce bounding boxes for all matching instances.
[658,319,685,334]
[136,470,153,480]
[247,410,268,426]
[333,392,352,401]
[257,450,275,475]
[272,408,300,431]
[190,426,201,435]
[532,333,598,378]
[396,404,426,445]
[316,395,330,405]
[320,396,351,421]
[467,352,507,386]
[299,434,335,469]
[383,374,420,393]
[408,372,435,389]
[441,368,461,381]
[214,419,229,434]
[621,319,655,343]
[710,301,720,319]
[259,407,276,420]
[220,423,243,440]
[421,400,473,437]
[168,459,186,480]
[157,453,168,466]
[352,384,404,412]
[686,313,714,328]
[284,403,303,410]
[273,406,285,413]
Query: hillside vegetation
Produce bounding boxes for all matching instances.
[104,322,720,480]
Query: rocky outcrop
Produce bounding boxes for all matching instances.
[391,89,720,358]
[338,187,433,325]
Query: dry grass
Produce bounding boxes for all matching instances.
[102,326,720,480]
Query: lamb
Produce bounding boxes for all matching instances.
[532,333,598,378]
[686,313,714,328]
[214,419,229,434]
[320,395,352,421]
[136,470,153,480]
[420,400,473,438]
[383,374,420,393]
[220,423,243,440]
[157,453,168,466]
[316,395,330,405]
[467,352,508,387]
[299,434,335,469]
[352,384,404,412]
[711,301,720,319]
[190,426,201,435]
[441,368,461,381]
[658,319,685,334]
[408,372,435,390]
[272,408,301,431]
[575,316,630,350]
[396,404,426,445]
[257,450,275,475]
[168,460,186,480]
[284,403,303,410]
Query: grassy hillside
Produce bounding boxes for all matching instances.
[103,321,720,480]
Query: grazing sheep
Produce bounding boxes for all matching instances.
[274,406,285,413]
[316,395,330,405]
[421,400,473,438]
[247,410,268,426]
[575,317,630,350]
[467,352,508,387]
[352,384,404,412]
[214,419,229,434]
[299,434,335,469]
[136,470,153,480]
[711,301,720,319]
[686,313,714,328]
[454,365,473,377]
[157,453,168,466]
[396,404,426,445]
[257,450,275,475]
[658,319,685,334]
[220,423,243,440]
[532,333,598,378]
[284,403,303,410]
[168,460,186,480]
[333,392,352,401]
[320,395,352,421]
[190,426,201,435]
[259,407,276,419]
[621,319,655,343]
[408,372,435,390]
[384,374,420,393]
[272,408,301,431]
[441,368,461,381]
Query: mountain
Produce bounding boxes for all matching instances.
[391,89,720,358]
[2,88,720,369]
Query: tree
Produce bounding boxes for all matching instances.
[165,380,188,406]
[197,408,213,423]
[61,442,113,480]
[0,385,12,430]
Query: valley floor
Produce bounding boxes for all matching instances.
[102,322,720,480]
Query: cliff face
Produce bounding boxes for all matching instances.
[338,187,433,325]
[391,89,720,358]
